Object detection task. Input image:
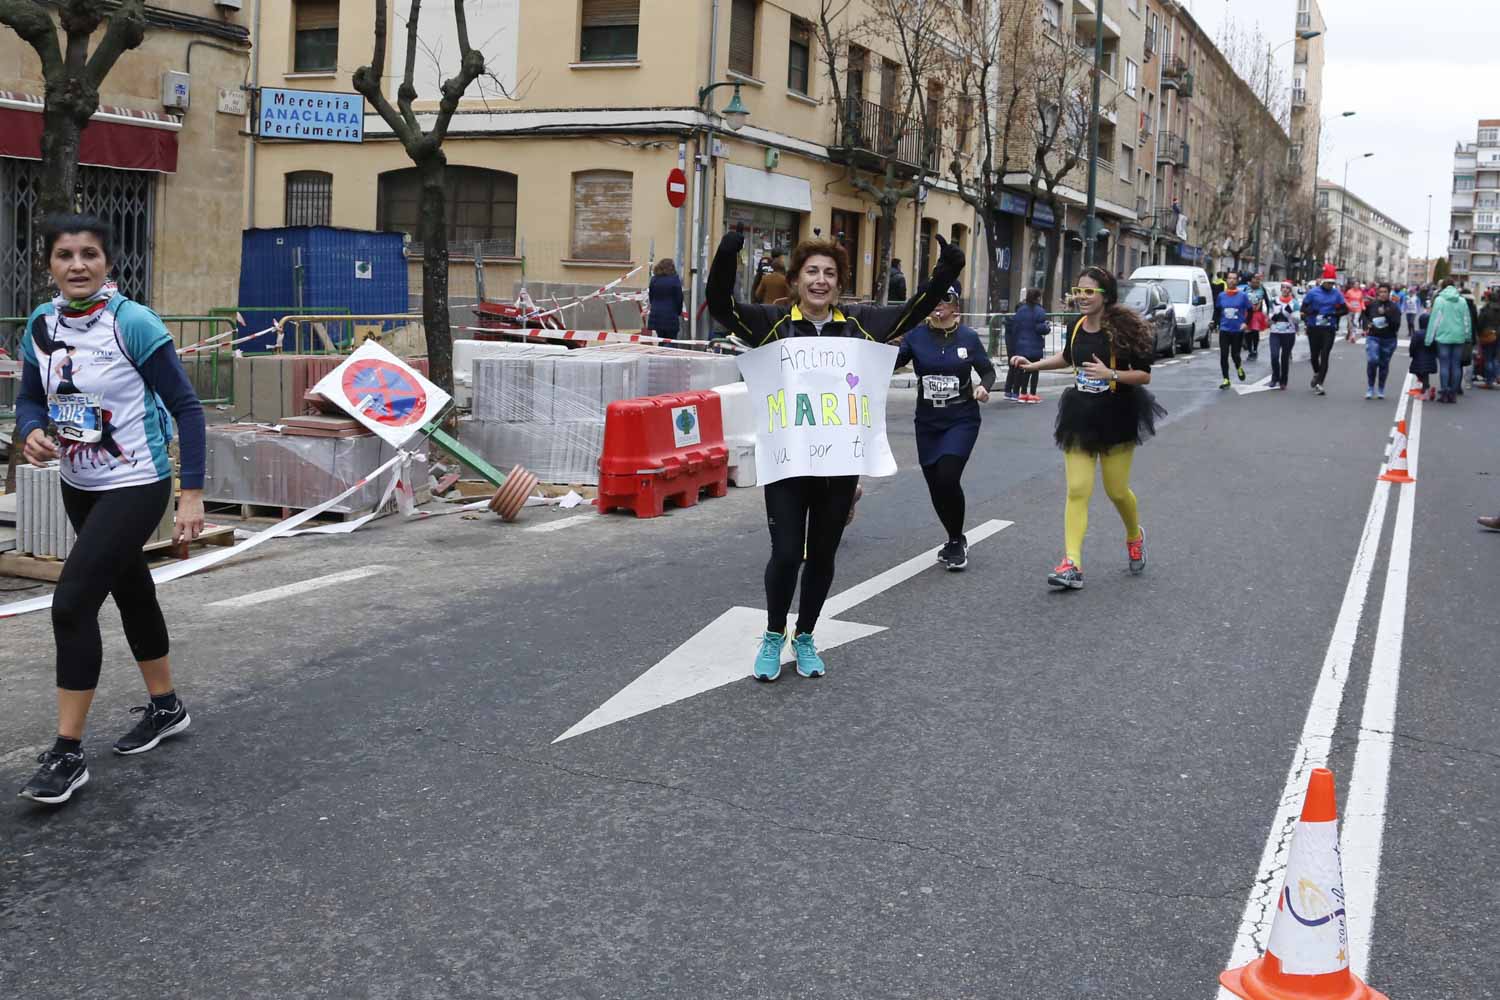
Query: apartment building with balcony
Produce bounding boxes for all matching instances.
[1317,180,1410,285]
[1,0,252,315]
[1447,120,1500,290]
[1288,0,1326,206]
[248,1,988,333]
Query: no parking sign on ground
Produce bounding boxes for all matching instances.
[312,340,451,447]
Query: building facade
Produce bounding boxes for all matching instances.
[1408,257,1432,286]
[1447,119,1500,291]
[1317,180,1411,285]
[248,1,997,335]
[1289,0,1325,207]
[0,0,251,317]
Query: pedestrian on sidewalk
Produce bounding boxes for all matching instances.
[707,229,964,681]
[1475,289,1500,388]
[1408,308,1437,400]
[1244,272,1269,360]
[1266,281,1301,390]
[1362,283,1402,399]
[1425,279,1473,403]
[1216,271,1250,389]
[1459,285,1479,393]
[1010,267,1165,592]
[1343,281,1365,340]
[15,213,206,806]
[1301,265,1348,394]
[888,258,908,302]
[1003,287,1048,401]
[647,258,684,339]
[1402,283,1422,336]
[753,253,791,306]
[897,280,995,571]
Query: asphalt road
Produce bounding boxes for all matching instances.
[2,336,1496,1000]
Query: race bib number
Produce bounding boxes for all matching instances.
[48,392,103,443]
[1075,369,1110,394]
[1373,316,1388,329]
[1223,308,1239,320]
[922,374,962,402]
[1312,314,1333,328]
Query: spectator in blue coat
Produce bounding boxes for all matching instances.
[1004,287,1049,402]
[647,258,684,339]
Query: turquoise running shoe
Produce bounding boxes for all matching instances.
[754,630,786,682]
[793,633,826,678]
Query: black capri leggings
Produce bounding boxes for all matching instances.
[763,475,859,636]
[54,478,173,691]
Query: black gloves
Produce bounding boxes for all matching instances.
[933,233,965,275]
[717,230,745,259]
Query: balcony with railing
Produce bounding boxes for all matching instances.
[828,97,937,176]
[1138,111,1154,139]
[1161,56,1189,84]
[1451,191,1474,210]
[1135,196,1149,219]
[1144,26,1156,57]
[1291,87,1307,107]
[1155,132,1186,166]
[1297,11,1312,29]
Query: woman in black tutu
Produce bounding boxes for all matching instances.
[1010,266,1165,590]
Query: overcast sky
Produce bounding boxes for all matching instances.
[1185,0,1486,258]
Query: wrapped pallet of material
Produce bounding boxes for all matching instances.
[472,356,559,423]
[453,340,567,407]
[16,461,172,557]
[203,425,429,513]
[456,418,606,486]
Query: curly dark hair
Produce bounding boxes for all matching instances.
[1079,265,1153,361]
[787,238,852,303]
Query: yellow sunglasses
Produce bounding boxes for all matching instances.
[1069,286,1102,297]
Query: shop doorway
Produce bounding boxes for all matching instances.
[725,201,801,300]
[829,208,862,297]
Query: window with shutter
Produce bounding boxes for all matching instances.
[580,0,640,62]
[377,166,518,257]
[293,0,339,72]
[285,171,333,226]
[728,0,757,77]
[571,170,633,261]
[787,18,811,94]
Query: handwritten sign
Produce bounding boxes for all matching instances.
[736,338,898,485]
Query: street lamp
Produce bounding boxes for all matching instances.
[698,81,750,131]
[1307,111,1358,278]
[1335,152,1375,276]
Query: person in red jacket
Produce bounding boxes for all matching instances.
[1343,282,1365,340]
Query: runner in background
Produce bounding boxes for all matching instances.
[1301,265,1348,395]
[1362,283,1402,399]
[1402,283,1422,336]
[1266,280,1301,390]
[1344,281,1365,341]
[1408,305,1438,400]
[1216,272,1250,389]
[897,280,995,570]
[707,229,963,681]
[15,213,207,806]
[1010,267,1165,592]
[1003,288,1048,403]
[1243,273,1268,361]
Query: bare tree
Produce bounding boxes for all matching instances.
[1,0,146,294]
[814,0,948,304]
[352,0,490,393]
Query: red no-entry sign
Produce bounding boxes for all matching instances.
[666,168,688,208]
[341,359,429,428]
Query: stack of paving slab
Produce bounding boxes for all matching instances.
[458,344,742,485]
[15,462,172,558]
[203,425,429,514]
[452,339,568,408]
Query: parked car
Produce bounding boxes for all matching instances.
[1119,280,1179,356]
[1129,264,1214,351]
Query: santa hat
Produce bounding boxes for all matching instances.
[1320,263,1338,281]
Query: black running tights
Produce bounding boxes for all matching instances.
[1004,363,1040,395]
[1219,331,1244,378]
[54,478,172,691]
[921,454,969,542]
[763,475,859,635]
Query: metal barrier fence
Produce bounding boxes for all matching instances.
[981,312,1083,362]
[208,306,353,354]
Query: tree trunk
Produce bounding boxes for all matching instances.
[877,201,897,304]
[417,153,454,393]
[1044,205,1066,311]
[984,210,1007,354]
[33,102,86,302]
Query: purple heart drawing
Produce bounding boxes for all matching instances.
[846,372,860,389]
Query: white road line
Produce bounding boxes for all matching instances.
[820,518,1013,619]
[525,514,593,533]
[1214,375,1411,994]
[206,565,390,609]
[1341,392,1422,978]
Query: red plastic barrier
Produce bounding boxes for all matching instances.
[597,390,729,518]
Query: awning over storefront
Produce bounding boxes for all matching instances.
[0,92,180,173]
[724,163,812,213]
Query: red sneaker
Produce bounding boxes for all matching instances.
[1047,558,1084,590]
[1127,528,1146,575]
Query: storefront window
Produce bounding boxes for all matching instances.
[1030,233,1049,297]
[725,202,802,297]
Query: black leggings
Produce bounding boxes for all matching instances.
[54,478,172,691]
[1004,360,1040,395]
[763,476,859,635]
[1219,331,1244,378]
[921,454,969,542]
[1307,328,1335,384]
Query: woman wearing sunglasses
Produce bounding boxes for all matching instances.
[1010,267,1164,590]
[895,280,995,570]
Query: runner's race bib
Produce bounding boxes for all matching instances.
[1311,314,1334,328]
[1223,308,1239,320]
[1075,369,1111,394]
[48,392,104,443]
[922,374,962,404]
[1373,316,1388,329]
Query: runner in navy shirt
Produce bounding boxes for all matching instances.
[896,281,995,570]
[1216,272,1251,388]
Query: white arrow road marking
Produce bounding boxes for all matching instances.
[1233,373,1275,396]
[206,565,390,609]
[553,518,1013,743]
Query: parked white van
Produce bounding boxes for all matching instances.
[1128,265,1214,352]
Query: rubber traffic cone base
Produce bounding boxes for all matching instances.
[1220,955,1389,1000]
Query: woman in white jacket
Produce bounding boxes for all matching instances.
[1266,280,1302,390]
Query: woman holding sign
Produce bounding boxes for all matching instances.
[1009,267,1163,591]
[708,229,964,681]
[14,213,206,806]
[895,280,995,570]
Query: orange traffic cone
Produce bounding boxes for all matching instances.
[1219,768,1389,1000]
[1379,421,1415,484]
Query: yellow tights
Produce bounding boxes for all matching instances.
[1063,446,1142,568]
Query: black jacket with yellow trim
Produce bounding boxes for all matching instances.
[706,232,963,347]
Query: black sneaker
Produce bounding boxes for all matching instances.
[113,700,191,755]
[939,537,969,571]
[18,750,89,804]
